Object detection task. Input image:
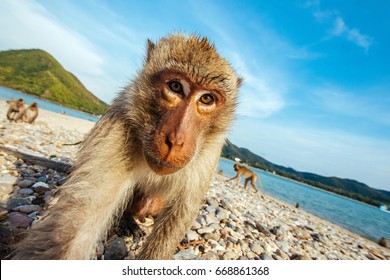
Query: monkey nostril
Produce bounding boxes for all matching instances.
[166,131,184,149]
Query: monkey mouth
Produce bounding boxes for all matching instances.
[144,151,186,175]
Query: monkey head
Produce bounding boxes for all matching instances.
[234,163,240,171]
[131,34,242,175]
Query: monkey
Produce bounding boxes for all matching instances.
[20,102,39,123]
[226,163,264,193]
[6,98,25,121]
[119,188,165,242]
[12,33,242,260]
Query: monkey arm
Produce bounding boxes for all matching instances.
[226,174,239,181]
[13,121,132,259]
[136,198,200,260]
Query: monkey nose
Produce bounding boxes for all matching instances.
[166,131,184,149]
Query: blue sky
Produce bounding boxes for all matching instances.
[0,0,389,191]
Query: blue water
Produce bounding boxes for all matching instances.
[2,87,389,243]
[218,157,390,243]
[0,86,99,122]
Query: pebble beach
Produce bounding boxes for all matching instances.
[0,99,389,260]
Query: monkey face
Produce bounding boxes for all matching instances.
[143,71,226,175]
[133,34,242,176]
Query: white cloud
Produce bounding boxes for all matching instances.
[0,0,104,77]
[304,1,374,51]
[314,85,390,125]
[227,52,286,119]
[331,17,373,50]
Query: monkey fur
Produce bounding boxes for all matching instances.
[12,34,241,260]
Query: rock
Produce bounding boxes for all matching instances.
[31,182,50,195]
[0,174,17,185]
[173,249,198,260]
[104,237,127,260]
[255,222,272,236]
[270,226,281,235]
[226,221,236,229]
[216,208,230,220]
[6,198,31,210]
[196,216,206,226]
[378,237,388,248]
[37,176,47,182]
[368,249,386,260]
[19,188,34,196]
[204,214,219,225]
[250,242,263,255]
[259,253,274,260]
[206,197,219,208]
[227,236,238,244]
[205,205,217,214]
[0,174,16,197]
[14,204,42,214]
[203,250,220,260]
[17,179,35,188]
[186,230,199,241]
[0,183,13,197]
[0,205,8,220]
[294,229,312,240]
[197,227,214,234]
[191,220,202,230]
[204,233,220,241]
[208,240,226,251]
[311,233,323,242]
[277,240,289,252]
[7,212,33,228]
[0,157,7,165]
[222,251,237,260]
[229,214,239,221]
[220,199,234,212]
[291,254,312,260]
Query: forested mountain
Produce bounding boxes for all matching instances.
[0,49,107,115]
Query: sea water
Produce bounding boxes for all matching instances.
[2,86,389,243]
[218,157,390,243]
[0,86,99,122]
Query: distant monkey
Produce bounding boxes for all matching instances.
[227,163,264,193]
[21,102,39,123]
[6,98,25,121]
[13,34,242,260]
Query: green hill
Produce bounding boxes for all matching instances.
[0,49,107,115]
[222,139,390,207]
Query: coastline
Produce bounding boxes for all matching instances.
[222,156,380,209]
[0,102,389,260]
[0,85,104,118]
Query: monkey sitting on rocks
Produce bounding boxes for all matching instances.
[21,102,39,123]
[6,98,25,121]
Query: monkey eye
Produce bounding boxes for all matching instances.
[199,93,215,105]
[168,81,183,94]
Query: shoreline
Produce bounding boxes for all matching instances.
[0,85,104,118]
[222,156,382,209]
[0,101,389,259]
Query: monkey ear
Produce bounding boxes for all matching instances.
[236,77,244,88]
[146,39,156,62]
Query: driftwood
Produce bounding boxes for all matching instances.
[0,145,72,173]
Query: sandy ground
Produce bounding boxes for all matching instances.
[0,99,95,134]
